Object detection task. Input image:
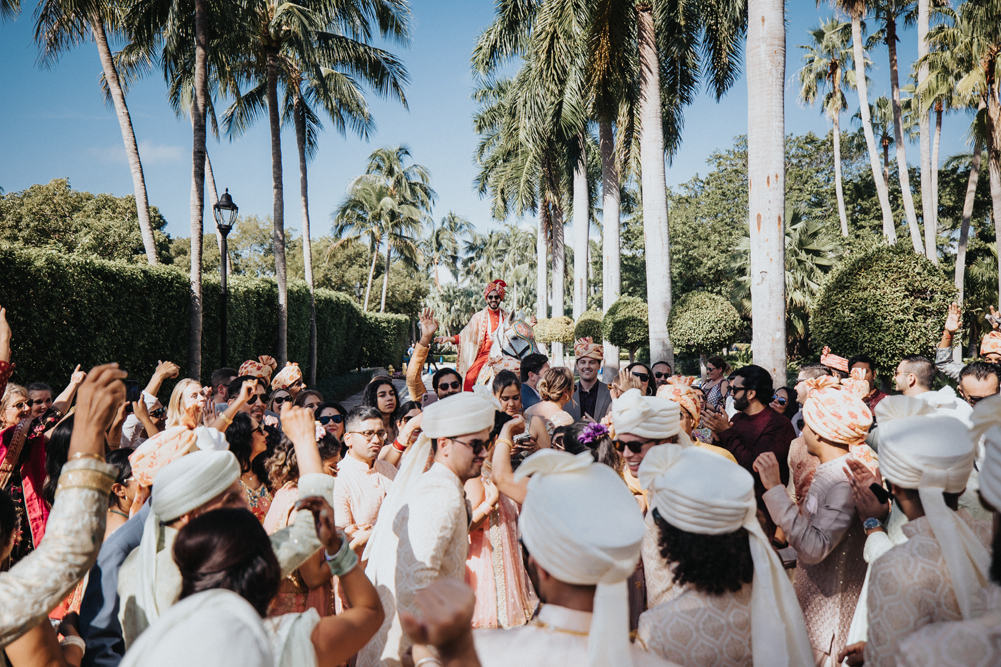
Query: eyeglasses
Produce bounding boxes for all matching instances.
[150,408,167,419]
[245,395,261,405]
[318,414,344,425]
[271,395,291,406]
[9,401,27,411]
[252,424,264,434]
[967,395,994,406]
[438,380,462,391]
[653,371,670,379]
[613,438,652,454]
[449,436,488,455]
[632,372,649,383]
[772,395,787,406]
[348,429,388,442]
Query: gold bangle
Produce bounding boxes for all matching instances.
[69,452,105,462]
[495,438,514,449]
[55,468,116,497]
[219,413,233,426]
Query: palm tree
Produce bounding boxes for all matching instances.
[423,212,472,289]
[798,17,855,237]
[331,180,389,311]
[33,0,160,265]
[855,96,895,189]
[829,0,897,243]
[917,0,932,261]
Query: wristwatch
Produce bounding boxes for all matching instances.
[863,517,883,533]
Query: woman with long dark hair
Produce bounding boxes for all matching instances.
[362,377,399,444]
[227,413,273,524]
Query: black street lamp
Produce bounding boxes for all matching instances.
[213,189,238,366]
[354,281,363,300]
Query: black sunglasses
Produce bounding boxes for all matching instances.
[438,380,462,391]
[150,407,167,419]
[486,295,502,301]
[450,436,488,455]
[654,371,670,379]
[245,395,261,405]
[772,395,787,406]
[632,372,650,382]
[318,414,343,425]
[613,438,650,454]
[271,395,291,405]
[252,424,264,434]
[967,395,993,406]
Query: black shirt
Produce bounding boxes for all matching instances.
[578,381,599,419]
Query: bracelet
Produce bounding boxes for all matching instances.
[56,468,116,497]
[415,658,443,667]
[324,530,358,577]
[60,635,86,651]
[218,412,233,426]
[69,452,105,462]
[495,438,514,450]
[392,438,407,453]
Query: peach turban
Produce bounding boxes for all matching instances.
[574,337,603,361]
[271,361,303,391]
[801,373,873,447]
[820,346,849,373]
[980,331,1001,356]
[484,279,506,300]
[129,425,229,487]
[489,354,521,375]
[239,355,278,382]
[656,376,701,423]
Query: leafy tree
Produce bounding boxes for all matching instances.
[574,309,604,342]
[602,295,648,362]
[534,316,575,347]
[667,291,744,371]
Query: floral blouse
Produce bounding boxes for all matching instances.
[240,478,273,524]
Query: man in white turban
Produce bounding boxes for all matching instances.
[896,394,1001,667]
[637,445,813,667]
[118,417,333,648]
[473,449,677,667]
[863,401,993,667]
[358,388,497,667]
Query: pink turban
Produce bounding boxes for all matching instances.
[820,346,849,373]
[239,355,278,382]
[484,279,507,300]
[656,376,701,423]
[271,362,303,391]
[981,331,1001,356]
[573,337,603,361]
[802,374,873,447]
[129,426,229,486]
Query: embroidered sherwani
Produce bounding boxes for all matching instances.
[637,584,753,667]
[642,510,681,609]
[897,586,1001,667]
[453,308,508,391]
[117,472,332,648]
[474,604,681,667]
[333,455,397,533]
[358,462,469,667]
[864,509,993,667]
[763,454,865,659]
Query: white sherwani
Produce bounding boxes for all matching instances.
[358,462,469,667]
[475,604,681,667]
[897,586,1001,667]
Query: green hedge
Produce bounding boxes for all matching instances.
[0,245,407,388]
[810,243,956,374]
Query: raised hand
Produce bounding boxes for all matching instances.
[398,411,423,445]
[296,496,341,554]
[990,305,1001,331]
[70,364,86,386]
[944,302,962,333]
[399,579,478,658]
[70,364,128,456]
[844,458,889,522]
[419,307,439,346]
[154,360,180,380]
[0,306,11,360]
[236,379,257,406]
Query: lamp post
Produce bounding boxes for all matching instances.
[354,281,363,301]
[213,189,238,366]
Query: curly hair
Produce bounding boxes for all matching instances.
[266,433,341,489]
[538,367,574,403]
[653,510,754,595]
[362,377,399,416]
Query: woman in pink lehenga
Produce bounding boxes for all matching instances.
[262,431,342,616]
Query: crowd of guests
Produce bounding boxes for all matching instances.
[1,290,1001,667]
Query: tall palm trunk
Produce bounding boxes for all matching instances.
[883,139,890,187]
[267,50,288,366]
[551,203,566,365]
[955,137,982,306]
[188,0,209,379]
[92,16,157,265]
[380,242,391,312]
[831,109,849,236]
[536,211,548,322]
[851,15,897,243]
[886,18,923,255]
[637,4,674,368]
[932,101,942,252]
[204,148,233,275]
[747,0,787,385]
[572,135,588,320]
[293,96,317,385]
[918,0,934,256]
[987,93,1001,311]
[599,119,621,379]
[364,241,379,311]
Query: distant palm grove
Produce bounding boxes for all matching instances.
[1,0,1000,386]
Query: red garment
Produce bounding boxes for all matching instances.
[864,389,889,414]
[462,309,501,391]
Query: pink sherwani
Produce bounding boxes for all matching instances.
[333,455,397,532]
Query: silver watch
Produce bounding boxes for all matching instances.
[863,517,882,532]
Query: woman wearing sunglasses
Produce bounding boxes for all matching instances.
[227,412,273,524]
[314,401,347,441]
[625,362,654,396]
[268,389,293,414]
[770,386,798,421]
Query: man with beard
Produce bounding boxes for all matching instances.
[436,280,510,391]
[407,308,467,407]
[226,375,267,423]
[704,364,796,541]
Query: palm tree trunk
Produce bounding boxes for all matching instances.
[203,141,233,275]
[883,140,890,188]
[885,18,923,255]
[364,242,378,311]
[267,50,288,367]
[91,16,157,266]
[747,0,787,385]
[932,102,942,256]
[381,243,391,313]
[599,120,621,379]
[572,134,588,321]
[955,137,982,306]
[536,210,548,322]
[851,15,897,243]
[188,0,209,379]
[637,4,674,368]
[551,203,566,365]
[832,110,849,236]
[918,0,934,257]
[293,95,317,385]
[987,96,1001,311]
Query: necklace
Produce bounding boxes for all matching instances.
[109,508,129,519]
[528,606,590,637]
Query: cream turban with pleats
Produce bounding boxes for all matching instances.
[363,386,499,564]
[875,395,989,619]
[612,388,680,440]
[135,450,241,626]
[121,589,271,667]
[971,393,1001,511]
[515,449,645,667]
[639,445,813,667]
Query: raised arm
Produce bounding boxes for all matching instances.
[143,360,180,400]
[400,580,482,667]
[52,364,87,415]
[491,416,528,504]
[407,307,438,402]
[381,412,423,467]
[936,302,967,381]
[210,380,255,432]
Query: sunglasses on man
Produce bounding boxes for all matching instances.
[318,414,344,425]
[449,436,488,455]
[613,438,651,454]
[653,371,670,380]
[438,380,462,391]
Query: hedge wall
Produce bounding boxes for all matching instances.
[0,245,408,388]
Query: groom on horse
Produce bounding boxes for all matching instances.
[436,279,511,391]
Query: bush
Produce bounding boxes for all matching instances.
[0,245,408,388]
[603,296,649,358]
[574,309,604,342]
[534,316,575,346]
[668,291,744,357]
[810,243,956,373]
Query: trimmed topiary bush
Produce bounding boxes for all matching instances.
[534,316,576,346]
[574,309,604,342]
[810,243,956,374]
[603,296,649,361]
[668,291,744,357]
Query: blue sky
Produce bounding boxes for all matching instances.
[0,2,971,241]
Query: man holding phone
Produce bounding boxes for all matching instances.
[120,360,178,448]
